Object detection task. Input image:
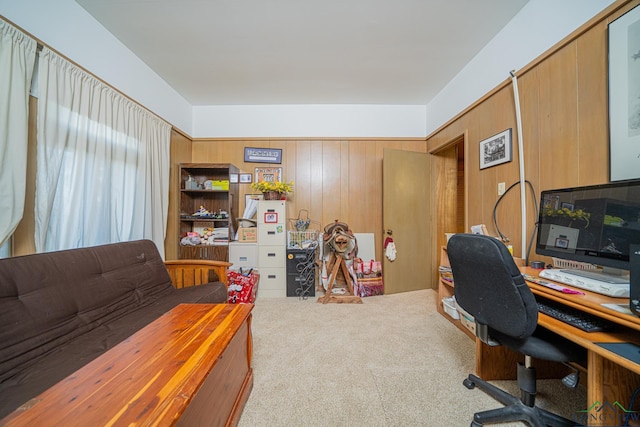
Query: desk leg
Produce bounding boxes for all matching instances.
[587,350,640,427]
[587,351,604,413]
[587,351,605,427]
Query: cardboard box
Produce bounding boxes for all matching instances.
[203,180,229,190]
[212,180,229,190]
[237,227,257,242]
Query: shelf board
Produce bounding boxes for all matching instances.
[181,189,229,193]
[180,217,229,222]
[180,243,229,247]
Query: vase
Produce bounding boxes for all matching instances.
[263,191,285,200]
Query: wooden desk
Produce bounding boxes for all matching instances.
[525,267,640,420]
[1,303,253,427]
[476,267,640,426]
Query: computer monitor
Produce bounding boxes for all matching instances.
[536,180,640,275]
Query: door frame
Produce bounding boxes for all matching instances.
[430,132,466,284]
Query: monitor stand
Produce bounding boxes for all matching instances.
[539,268,630,298]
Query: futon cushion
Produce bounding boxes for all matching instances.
[0,240,172,383]
[0,239,228,419]
[0,281,226,418]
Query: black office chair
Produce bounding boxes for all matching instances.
[446,233,586,427]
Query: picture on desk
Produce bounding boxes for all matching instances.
[543,194,560,210]
[541,225,579,253]
[554,237,570,249]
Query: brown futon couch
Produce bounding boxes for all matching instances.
[0,239,230,419]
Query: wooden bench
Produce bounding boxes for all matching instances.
[1,304,253,426]
[165,259,232,288]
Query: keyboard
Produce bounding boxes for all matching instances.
[536,297,611,332]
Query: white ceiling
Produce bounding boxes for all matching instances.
[74,0,529,106]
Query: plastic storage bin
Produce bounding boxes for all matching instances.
[442,296,460,319]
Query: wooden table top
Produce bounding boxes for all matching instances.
[1,303,253,427]
[522,267,640,374]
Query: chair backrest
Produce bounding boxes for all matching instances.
[447,234,538,340]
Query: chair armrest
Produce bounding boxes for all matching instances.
[165,260,233,289]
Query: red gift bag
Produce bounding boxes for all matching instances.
[227,269,259,303]
[353,258,384,297]
[354,258,382,279]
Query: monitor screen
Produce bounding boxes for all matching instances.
[536,180,640,271]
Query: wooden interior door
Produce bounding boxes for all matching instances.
[382,149,431,293]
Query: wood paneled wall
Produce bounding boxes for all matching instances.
[163,139,426,260]
[426,0,637,265]
[13,0,636,274]
[165,129,192,259]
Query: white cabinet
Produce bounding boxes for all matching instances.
[257,201,286,297]
[228,242,258,270]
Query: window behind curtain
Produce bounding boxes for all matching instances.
[34,47,171,257]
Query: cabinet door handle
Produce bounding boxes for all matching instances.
[268,275,276,279]
[267,231,275,235]
[267,253,276,257]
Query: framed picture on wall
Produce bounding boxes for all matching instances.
[255,167,282,183]
[479,128,512,170]
[239,173,253,183]
[244,147,282,164]
[609,4,640,181]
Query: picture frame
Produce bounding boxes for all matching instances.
[560,202,574,211]
[555,237,570,249]
[229,173,239,183]
[255,167,282,183]
[479,128,512,170]
[239,173,253,183]
[470,224,488,235]
[608,4,640,181]
[244,147,282,164]
[264,212,278,223]
[543,195,560,210]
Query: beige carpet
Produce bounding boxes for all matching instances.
[238,289,585,426]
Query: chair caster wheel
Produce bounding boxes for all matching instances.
[463,378,475,389]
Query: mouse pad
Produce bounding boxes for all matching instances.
[596,342,640,364]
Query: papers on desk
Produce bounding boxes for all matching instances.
[601,303,634,316]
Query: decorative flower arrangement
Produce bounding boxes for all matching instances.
[251,180,294,194]
[542,206,590,227]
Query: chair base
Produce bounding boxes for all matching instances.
[464,374,581,427]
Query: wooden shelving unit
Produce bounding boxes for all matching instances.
[178,163,239,261]
[437,246,475,340]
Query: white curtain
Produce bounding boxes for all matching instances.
[0,20,36,248]
[35,47,171,257]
